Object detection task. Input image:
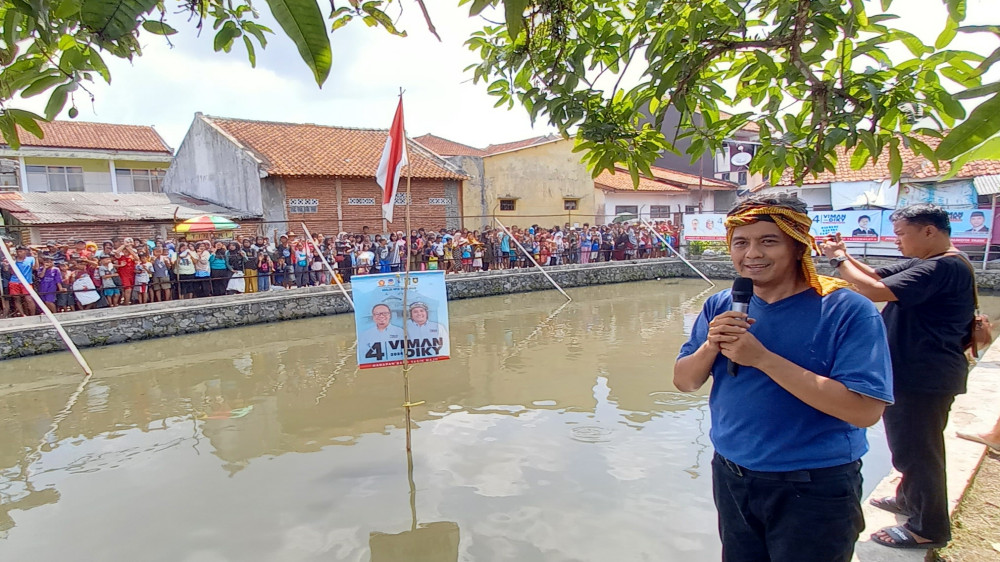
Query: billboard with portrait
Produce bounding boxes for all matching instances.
[809,210,883,243]
[879,208,993,245]
[353,271,451,369]
[682,213,728,241]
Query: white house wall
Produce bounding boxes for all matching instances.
[756,184,833,209]
[600,190,717,222]
[163,116,264,215]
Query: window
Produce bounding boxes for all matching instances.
[719,172,731,182]
[26,165,84,192]
[116,168,165,193]
[394,193,411,205]
[289,198,319,213]
[650,205,671,219]
[428,197,451,205]
[348,197,376,205]
[614,205,638,220]
[563,199,578,211]
[499,199,516,211]
[0,171,17,191]
[685,205,700,213]
[737,171,748,186]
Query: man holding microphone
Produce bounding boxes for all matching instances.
[675,194,893,562]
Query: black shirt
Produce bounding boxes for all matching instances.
[876,255,975,394]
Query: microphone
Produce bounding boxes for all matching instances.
[727,277,754,377]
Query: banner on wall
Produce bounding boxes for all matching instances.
[353,271,451,369]
[896,181,977,209]
[682,213,728,241]
[809,210,882,243]
[880,209,993,245]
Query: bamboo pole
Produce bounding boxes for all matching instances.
[300,222,354,310]
[494,219,572,301]
[401,167,416,452]
[639,215,715,287]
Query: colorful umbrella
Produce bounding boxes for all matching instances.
[174,215,239,233]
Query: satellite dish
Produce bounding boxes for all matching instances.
[731,152,753,167]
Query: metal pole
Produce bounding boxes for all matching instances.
[495,218,572,301]
[983,194,997,271]
[0,242,93,375]
[300,222,354,310]
[639,206,714,287]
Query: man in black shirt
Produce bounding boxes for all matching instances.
[821,204,974,550]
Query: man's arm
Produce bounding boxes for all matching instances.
[721,325,886,427]
[673,342,719,392]
[819,234,897,302]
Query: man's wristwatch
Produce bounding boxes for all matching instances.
[829,256,849,268]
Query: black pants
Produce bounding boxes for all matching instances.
[210,269,230,297]
[712,453,864,562]
[883,391,956,542]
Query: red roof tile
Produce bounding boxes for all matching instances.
[206,116,466,180]
[484,134,559,155]
[413,134,486,157]
[775,135,1000,187]
[595,165,735,192]
[3,120,172,154]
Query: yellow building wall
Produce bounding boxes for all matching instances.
[23,156,109,172]
[472,139,596,228]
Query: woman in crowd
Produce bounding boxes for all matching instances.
[209,245,230,297]
[257,250,273,291]
[174,242,196,299]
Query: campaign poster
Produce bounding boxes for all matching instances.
[809,210,883,243]
[353,271,451,369]
[896,180,977,209]
[683,213,728,241]
[879,208,993,245]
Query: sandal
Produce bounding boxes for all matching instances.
[957,432,1000,451]
[871,526,947,550]
[869,496,910,516]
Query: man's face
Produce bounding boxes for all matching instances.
[893,220,933,257]
[372,305,391,329]
[971,214,985,228]
[410,306,428,326]
[729,221,801,287]
[691,220,699,230]
[858,217,870,229]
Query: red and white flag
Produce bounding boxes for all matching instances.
[375,98,408,223]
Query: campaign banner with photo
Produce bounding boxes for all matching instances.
[809,210,883,243]
[353,271,451,369]
[880,208,993,245]
[682,213,728,241]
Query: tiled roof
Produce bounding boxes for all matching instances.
[2,120,173,154]
[718,110,761,133]
[484,134,560,155]
[413,134,486,157]
[774,135,1000,187]
[595,165,734,192]
[205,116,466,180]
[0,192,258,225]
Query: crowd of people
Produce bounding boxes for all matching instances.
[0,220,683,317]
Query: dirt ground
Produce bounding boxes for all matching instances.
[935,450,1000,562]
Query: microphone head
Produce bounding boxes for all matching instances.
[731,277,754,302]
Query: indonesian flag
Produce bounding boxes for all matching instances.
[375,98,408,223]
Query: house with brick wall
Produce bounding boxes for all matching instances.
[164,114,468,238]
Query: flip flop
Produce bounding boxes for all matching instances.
[956,432,1000,450]
[869,496,909,516]
[871,526,947,550]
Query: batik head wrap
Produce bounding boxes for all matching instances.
[724,203,851,296]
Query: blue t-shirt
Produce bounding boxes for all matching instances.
[500,235,510,253]
[14,256,35,284]
[678,287,893,472]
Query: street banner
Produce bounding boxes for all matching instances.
[353,271,450,369]
[809,210,883,243]
[880,208,993,245]
[682,213,728,241]
[896,180,977,209]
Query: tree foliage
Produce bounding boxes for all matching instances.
[1,0,998,187]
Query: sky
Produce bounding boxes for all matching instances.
[11,0,1000,152]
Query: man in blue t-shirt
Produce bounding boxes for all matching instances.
[8,245,37,317]
[675,194,893,562]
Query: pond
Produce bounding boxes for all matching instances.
[1,279,995,561]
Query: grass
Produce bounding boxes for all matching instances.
[934,450,1000,562]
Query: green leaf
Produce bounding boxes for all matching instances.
[20,74,65,98]
[628,160,640,189]
[955,81,1000,100]
[6,108,44,138]
[44,83,72,120]
[943,136,1000,179]
[265,0,331,85]
[0,113,20,150]
[936,93,1000,160]
[946,0,966,22]
[243,35,256,67]
[936,17,958,49]
[468,0,492,16]
[80,0,158,41]
[214,22,240,51]
[87,48,111,82]
[54,0,82,19]
[880,0,893,11]
[361,2,406,36]
[505,0,527,38]
[888,138,902,182]
[142,20,178,36]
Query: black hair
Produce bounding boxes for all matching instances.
[859,215,871,222]
[971,211,985,218]
[889,204,951,235]
[728,193,809,218]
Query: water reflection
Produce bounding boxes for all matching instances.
[0,279,965,560]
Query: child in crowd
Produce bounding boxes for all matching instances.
[71,261,101,310]
[134,256,152,304]
[56,262,74,312]
[274,256,287,288]
[38,258,62,313]
[98,256,120,306]
[258,251,273,291]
